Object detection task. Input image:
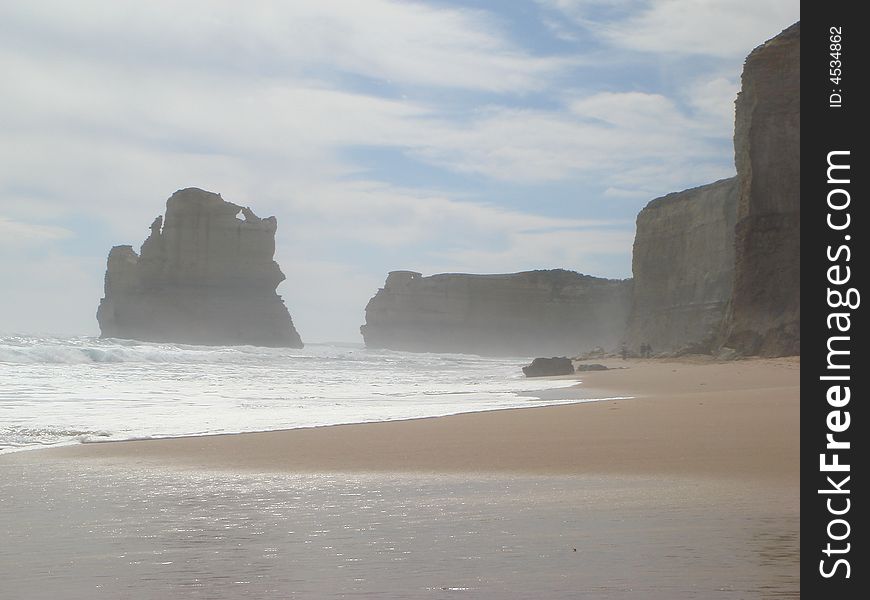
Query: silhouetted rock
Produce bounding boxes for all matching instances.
[522,357,575,377]
[97,188,303,347]
[361,270,631,356]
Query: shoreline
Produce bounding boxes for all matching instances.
[1,355,800,599]
[4,356,799,484]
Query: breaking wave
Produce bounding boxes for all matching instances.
[0,335,606,453]
[0,336,311,365]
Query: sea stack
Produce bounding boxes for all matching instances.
[361,269,631,356]
[96,188,304,347]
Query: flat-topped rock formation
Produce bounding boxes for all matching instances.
[723,22,800,356]
[361,269,631,356]
[626,178,738,353]
[97,188,303,347]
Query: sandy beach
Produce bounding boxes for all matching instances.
[1,357,800,598]
[13,356,799,483]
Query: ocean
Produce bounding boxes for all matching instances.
[0,335,602,453]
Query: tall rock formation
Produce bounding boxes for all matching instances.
[97,188,304,347]
[723,22,800,355]
[361,269,631,356]
[626,178,738,353]
[625,22,799,357]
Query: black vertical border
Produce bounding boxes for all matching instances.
[802,4,864,596]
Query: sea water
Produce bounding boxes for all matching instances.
[0,335,601,453]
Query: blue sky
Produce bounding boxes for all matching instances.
[0,0,799,341]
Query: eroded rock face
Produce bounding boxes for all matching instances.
[97,188,303,347]
[723,22,800,356]
[624,22,799,358]
[626,178,738,353]
[361,269,631,356]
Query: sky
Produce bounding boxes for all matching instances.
[0,0,799,342]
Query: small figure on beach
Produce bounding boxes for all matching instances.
[640,342,653,358]
[620,344,628,360]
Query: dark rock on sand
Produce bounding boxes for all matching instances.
[522,357,575,378]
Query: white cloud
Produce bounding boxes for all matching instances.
[686,74,740,131]
[600,0,799,57]
[540,0,799,57]
[0,0,570,92]
[570,91,694,129]
[420,227,636,277]
[603,161,735,202]
[283,178,626,248]
[0,40,732,226]
[0,217,73,246]
[407,92,726,183]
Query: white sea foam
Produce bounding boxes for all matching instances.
[0,335,618,452]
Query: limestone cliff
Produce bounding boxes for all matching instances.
[626,177,738,353]
[723,22,800,355]
[361,270,631,356]
[625,22,799,357]
[97,188,303,347]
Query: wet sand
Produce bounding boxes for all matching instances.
[0,357,800,598]
[0,464,799,599]
[20,357,799,483]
